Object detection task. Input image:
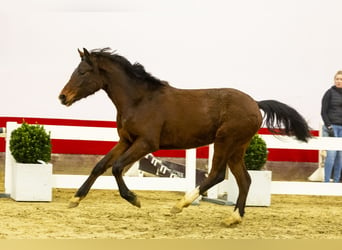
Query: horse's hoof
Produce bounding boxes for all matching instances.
[221,211,242,227]
[221,218,241,227]
[68,197,81,208]
[131,197,141,208]
[170,206,183,214]
[126,191,141,208]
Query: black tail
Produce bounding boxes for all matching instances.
[258,100,311,142]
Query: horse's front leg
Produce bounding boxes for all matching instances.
[68,141,129,208]
[112,138,157,207]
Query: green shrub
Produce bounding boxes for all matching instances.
[244,134,268,170]
[9,122,51,164]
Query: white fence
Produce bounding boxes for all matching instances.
[260,134,342,196]
[2,122,197,195]
[1,122,342,197]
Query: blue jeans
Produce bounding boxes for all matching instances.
[323,125,342,182]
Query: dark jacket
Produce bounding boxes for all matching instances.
[321,86,342,127]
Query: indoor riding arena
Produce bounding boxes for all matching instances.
[2,0,342,241]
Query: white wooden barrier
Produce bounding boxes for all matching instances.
[2,122,342,198]
[260,134,342,150]
[3,122,197,195]
[261,134,342,196]
[206,134,342,199]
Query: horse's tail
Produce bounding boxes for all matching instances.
[257,100,311,142]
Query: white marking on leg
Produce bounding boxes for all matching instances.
[222,209,242,227]
[183,187,200,206]
[170,187,200,214]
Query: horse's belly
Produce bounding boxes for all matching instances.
[159,127,215,150]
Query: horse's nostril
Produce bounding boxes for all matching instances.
[59,94,66,103]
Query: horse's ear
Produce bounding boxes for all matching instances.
[83,48,90,58]
[78,48,84,58]
[82,48,93,66]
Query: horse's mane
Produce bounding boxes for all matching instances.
[90,48,166,89]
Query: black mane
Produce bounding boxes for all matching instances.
[91,48,166,88]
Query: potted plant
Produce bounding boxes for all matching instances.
[9,122,53,201]
[244,134,268,171]
[227,134,272,206]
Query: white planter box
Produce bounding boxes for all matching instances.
[11,162,53,202]
[227,170,272,206]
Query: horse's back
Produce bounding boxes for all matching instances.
[167,87,260,121]
[157,87,262,149]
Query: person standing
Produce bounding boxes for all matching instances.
[321,70,342,182]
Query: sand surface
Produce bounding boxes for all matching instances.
[0,187,341,239]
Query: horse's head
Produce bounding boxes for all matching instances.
[59,48,104,106]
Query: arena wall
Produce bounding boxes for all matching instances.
[0,117,319,182]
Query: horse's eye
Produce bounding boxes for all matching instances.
[79,70,86,76]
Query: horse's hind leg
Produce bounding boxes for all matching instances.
[222,148,251,226]
[171,142,250,227]
[68,141,129,208]
[170,142,229,214]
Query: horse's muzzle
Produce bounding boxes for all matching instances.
[59,94,68,106]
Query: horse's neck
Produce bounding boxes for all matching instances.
[103,70,145,112]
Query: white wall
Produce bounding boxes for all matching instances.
[2,0,342,129]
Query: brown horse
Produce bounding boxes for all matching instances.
[59,48,311,226]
